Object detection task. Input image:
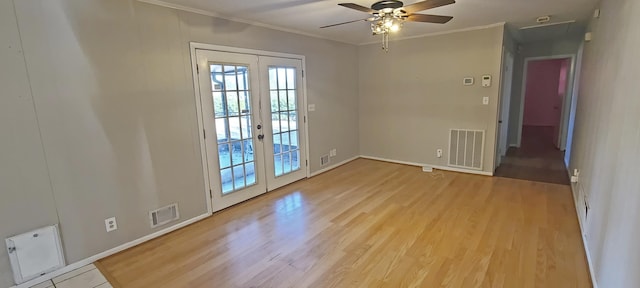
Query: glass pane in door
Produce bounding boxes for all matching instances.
[210,64,256,194]
[268,67,301,177]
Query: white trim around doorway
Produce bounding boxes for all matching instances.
[188,43,311,214]
[516,54,576,150]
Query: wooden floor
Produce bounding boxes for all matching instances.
[495,126,570,185]
[97,159,591,288]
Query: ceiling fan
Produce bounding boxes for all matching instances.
[321,0,455,51]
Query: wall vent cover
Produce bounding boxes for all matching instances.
[320,155,330,166]
[448,129,485,170]
[150,203,180,228]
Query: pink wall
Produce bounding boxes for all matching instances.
[523,59,568,127]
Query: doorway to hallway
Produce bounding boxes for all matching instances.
[495,126,569,184]
[496,57,573,185]
[521,58,570,149]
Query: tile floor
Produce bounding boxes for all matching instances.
[30,264,111,288]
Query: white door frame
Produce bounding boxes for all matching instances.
[495,48,514,169]
[516,54,576,149]
[189,43,310,214]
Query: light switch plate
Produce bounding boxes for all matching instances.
[482,97,489,105]
[308,104,316,111]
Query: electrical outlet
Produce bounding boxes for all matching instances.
[330,149,337,157]
[320,155,330,166]
[105,217,117,232]
[436,149,443,158]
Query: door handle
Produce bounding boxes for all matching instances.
[258,134,264,140]
[257,124,262,130]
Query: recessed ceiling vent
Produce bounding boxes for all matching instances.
[536,15,551,23]
[150,203,179,228]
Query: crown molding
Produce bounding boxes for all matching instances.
[138,1,506,47]
[136,0,357,45]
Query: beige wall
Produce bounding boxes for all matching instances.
[568,0,640,286]
[5,2,637,287]
[0,1,359,287]
[502,26,518,56]
[0,1,61,285]
[358,26,505,173]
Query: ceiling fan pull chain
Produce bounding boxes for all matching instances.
[382,32,390,52]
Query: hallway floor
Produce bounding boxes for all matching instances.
[495,126,570,185]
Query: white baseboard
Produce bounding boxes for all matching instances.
[509,143,519,148]
[13,213,211,288]
[359,155,493,176]
[581,219,598,288]
[567,169,598,288]
[309,156,360,177]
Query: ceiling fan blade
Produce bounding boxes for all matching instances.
[320,18,370,28]
[402,0,455,13]
[406,14,453,24]
[338,3,376,13]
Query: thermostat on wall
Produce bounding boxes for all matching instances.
[481,75,492,87]
[463,77,474,86]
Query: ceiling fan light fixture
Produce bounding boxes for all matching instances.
[381,7,394,13]
[324,0,456,52]
[371,22,384,34]
[371,15,402,34]
[370,15,403,52]
[384,18,394,28]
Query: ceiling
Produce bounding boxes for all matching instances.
[151,0,599,44]
[516,21,586,43]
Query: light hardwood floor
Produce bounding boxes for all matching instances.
[97,159,591,288]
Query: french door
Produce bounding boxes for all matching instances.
[195,49,307,212]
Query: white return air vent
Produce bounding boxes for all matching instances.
[150,203,180,228]
[448,129,485,170]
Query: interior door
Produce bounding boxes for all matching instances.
[196,50,267,212]
[260,57,307,190]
